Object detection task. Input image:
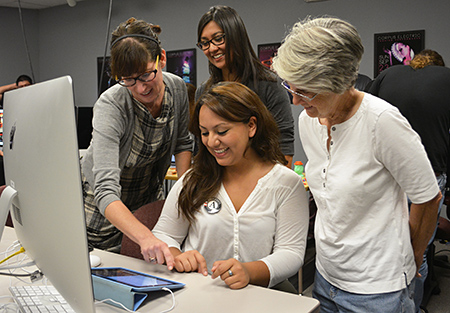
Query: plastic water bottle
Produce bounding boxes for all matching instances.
[294,161,304,178]
[294,161,309,190]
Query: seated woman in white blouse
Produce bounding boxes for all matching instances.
[152,82,309,290]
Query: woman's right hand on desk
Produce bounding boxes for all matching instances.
[171,249,208,276]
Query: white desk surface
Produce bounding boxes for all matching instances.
[0,227,320,313]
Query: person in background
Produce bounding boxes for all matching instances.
[152,82,309,291]
[0,74,33,109]
[80,18,193,269]
[369,49,450,312]
[272,16,441,312]
[15,75,33,88]
[195,5,295,168]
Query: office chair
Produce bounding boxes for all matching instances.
[120,200,165,260]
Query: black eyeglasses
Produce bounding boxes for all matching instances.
[117,56,159,87]
[196,34,226,51]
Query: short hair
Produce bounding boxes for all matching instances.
[110,17,162,79]
[272,16,364,94]
[409,49,445,69]
[16,75,32,86]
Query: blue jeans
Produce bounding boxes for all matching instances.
[312,271,415,313]
[412,173,446,312]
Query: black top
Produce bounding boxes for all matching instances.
[369,65,450,173]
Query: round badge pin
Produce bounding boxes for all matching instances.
[204,198,222,214]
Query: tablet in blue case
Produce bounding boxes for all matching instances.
[91,267,185,311]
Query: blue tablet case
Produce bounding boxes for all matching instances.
[92,275,148,311]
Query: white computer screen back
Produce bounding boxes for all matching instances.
[3,76,96,313]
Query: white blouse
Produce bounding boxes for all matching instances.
[153,163,310,287]
[300,93,439,293]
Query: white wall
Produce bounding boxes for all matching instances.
[2,0,450,163]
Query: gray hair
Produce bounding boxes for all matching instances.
[272,16,364,94]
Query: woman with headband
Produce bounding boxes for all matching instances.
[81,18,193,269]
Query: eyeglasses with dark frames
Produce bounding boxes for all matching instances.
[117,55,160,87]
[196,34,226,51]
[281,80,318,102]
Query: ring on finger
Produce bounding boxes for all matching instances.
[149,257,156,263]
[228,269,233,277]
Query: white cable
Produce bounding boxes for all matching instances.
[95,287,176,313]
[96,298,136,313]
[159,288,175,313]
[0,261,35,270]
[0,295,19,312]
[3,248,36,285]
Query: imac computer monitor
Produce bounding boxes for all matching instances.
[1,76,96,313]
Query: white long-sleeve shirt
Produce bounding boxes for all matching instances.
[153,164,309,287]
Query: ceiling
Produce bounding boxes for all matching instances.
[0,0,86,9]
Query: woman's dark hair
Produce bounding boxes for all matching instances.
[178,81,286,223]
[197,5,275,90]
[110,17,162,79]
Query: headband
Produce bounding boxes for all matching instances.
[111,34,160,48]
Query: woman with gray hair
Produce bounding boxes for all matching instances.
[272,16,441,312]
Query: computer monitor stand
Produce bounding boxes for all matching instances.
[0,186,17,242]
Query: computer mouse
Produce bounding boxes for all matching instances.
[89,254,101,267]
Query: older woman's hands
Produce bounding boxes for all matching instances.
[211,258,250,289]
[173,250,208,276]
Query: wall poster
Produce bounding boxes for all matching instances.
[166,48,197,87]
[374,30,425,77]
[258,42,281,70]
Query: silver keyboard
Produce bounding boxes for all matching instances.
[9,285,75,313]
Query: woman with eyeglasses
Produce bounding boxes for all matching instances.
[272,16,441,312]
[195,5,295,167]
[80,18,193,269]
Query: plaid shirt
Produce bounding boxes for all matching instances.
[83,88,174,252]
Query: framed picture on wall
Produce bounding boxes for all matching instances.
[257,42,281,70]
[374,30,425,78]
[258,42,293,102]
[166,48,197,87]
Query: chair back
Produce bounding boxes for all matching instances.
[120,200,165,259]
